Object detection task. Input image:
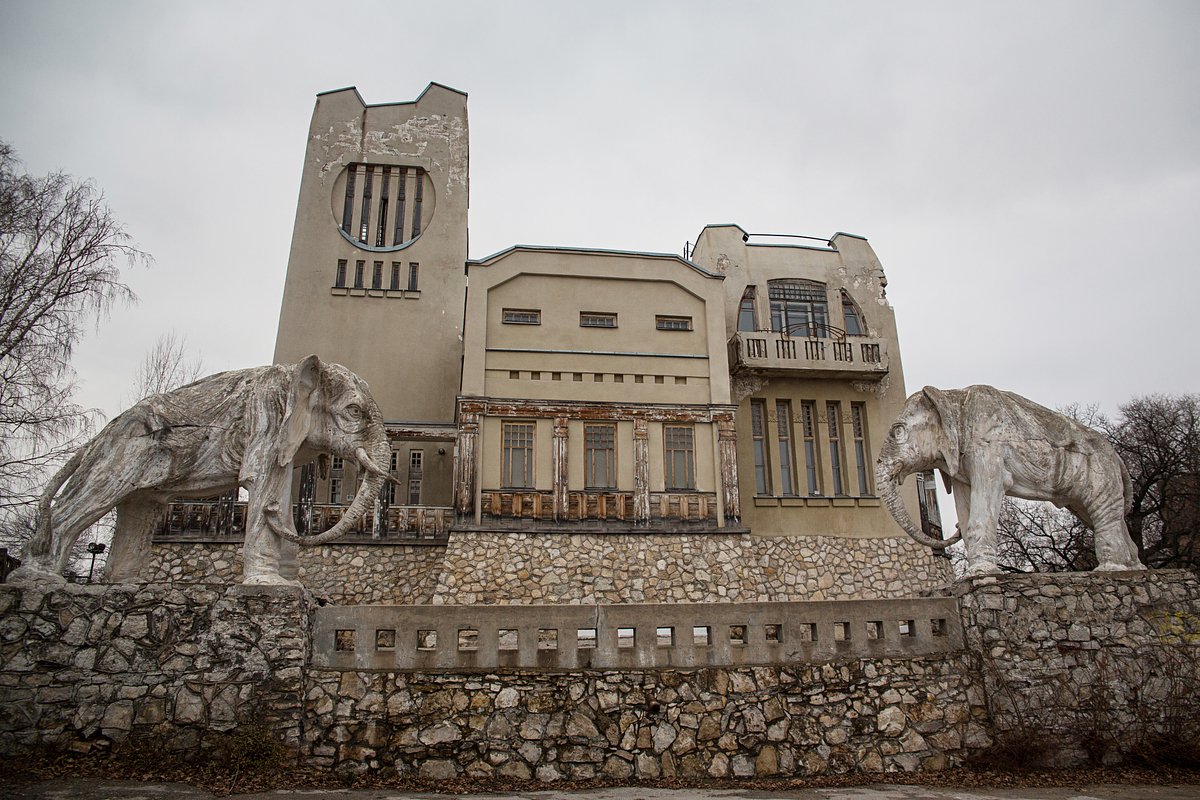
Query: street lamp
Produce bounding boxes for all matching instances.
[86,542,106,583]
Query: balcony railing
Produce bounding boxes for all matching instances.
[158,500,451,540]
[728,330,888,379]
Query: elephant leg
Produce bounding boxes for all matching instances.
[105,498,166,582]
[1087,498,1144,572]
[242,468,301,587]
[961,472,1003,576]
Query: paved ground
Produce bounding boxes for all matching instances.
[6,781,1200,800]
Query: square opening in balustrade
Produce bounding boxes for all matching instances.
[656,627,675,647]
[334,630,355,652]
[692,626,711,646]
[458,629,479,651]
[764,623,782,643]
[797,622,818,643]
[538,629,558,650]
[931,618,948,637]
[729,625,746,646]
[833,622,852,642]
[866,620,883,640]
[417,630,438,650]
[375,629,396,650]
[899,619,915,637]
[617,627,636,649]
[577,628,597,649]
[498,629,518,651]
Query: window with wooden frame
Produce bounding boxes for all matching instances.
[580,312,617,328]
[769,280,829,337]
[738,287,757,332]
[329,477,342,505]
[410,167,424,239]
[341,164,357,235]
[776,400,797,496]
[502,308,541,325]
[584,423,617,489]
[334,259,347,288]
[801,401,821,495]
[501,422,535,489]
[407,262,419,291]
[353,260,365,289]
[827,401,846,496]
[750,400,770,495]
[841,290,866,336]
[663,425,696,490]
[372,261,383,290]
[851,403,871,495]
[655,315,692,331]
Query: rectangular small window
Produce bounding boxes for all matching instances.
[851,403,871,495]
[390,262,401,291]
[580,312,617,328]
[353,260,365,289]
[331,455,344,471]
[502,308,541,325]
[617,627,636,649]
[334,259,347,288]
[801,401,820,495]
[584,423,616,489]
[502,421,535,488]
[410,450,423,472]
[335,629,355,651]
[827,402,846,496]
[410,167,424,239]
[656,315,692,331]
[537,629,558,650]
[663,425,696,490]
[372,261,383,290]
[498,629,518,651]
[408,262,419,291]
[375,629,396,650]
[656,627,675,647]
[576,628,597,649]
[417,629,437,650]
[390,451,399,471]
[777,401,797,496]
[764,623,782,643]
[750,399,770,495]
[407,478,422,505]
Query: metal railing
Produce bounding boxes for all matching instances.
[158,500,452,540]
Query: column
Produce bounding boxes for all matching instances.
[633,417,650,525]
[552,416,569,521]
[717,413,740,524]
[454,410,479,518]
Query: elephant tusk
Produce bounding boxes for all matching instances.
[353,446,403,486]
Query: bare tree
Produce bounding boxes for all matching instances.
[129,331,204,403]
[0,141,148,532]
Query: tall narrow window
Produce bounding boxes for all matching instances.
[769,280,829,337]
[408,479,422,505]
[334,259,347,288]
[341,164,357,235]
[376,166,391,247]
[372,261,383,290]
[841,290,866,336]
[827,402,846,496]
[353,260,365,289]
[750,400,770,495]
[801,401,820,495]
[358,165,374,243]
[664,425,696,490]
[502,422,535,488]
[776,401,797,496]
[408,263,419,291]
[392,167,408,245]
[390,262,401,291]
[410,450,423,473]
[329,478,342,505]
[851,403,870,495]
[738,287,757,332]
[410,167,424,239]
[584,423,616,489]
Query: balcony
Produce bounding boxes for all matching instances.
[728,329,889,380]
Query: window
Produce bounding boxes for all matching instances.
[410,167,424,239]
[656,315,692,331]
[408,479,422,505]
[851,403,871,495]
[800,402,820,495]
[917,470,944,539]
[390,451,399,471]
[329,477,342,504]
[407,262,419,291]
[334,259,347,288]
[584,423,616,489]
[410,450,423,472]
[376,166,390,247]
[502,422,535,488]
[358,165,373,243]
[503,308,541,325]
[769,280,829,337]
[827,402,846,495]
[384,481,396,505]
[331,455,344,471]
[390,262,401,291]
[392,167,408,245]
[372,261,383,290]
[738,287,757,332]
[776,401,797,496]
[841,290,866,336]
[353,260,364,289]
[750,400,770,495]
[580,312,617,328]
[341,164,356,235]
[663,425,695,490]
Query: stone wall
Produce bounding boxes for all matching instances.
[142,541,446,605]
[0,583,309,757]
[431,531,954,604]
[955,568,1200,766]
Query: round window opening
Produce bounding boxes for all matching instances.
[330,162,435,251]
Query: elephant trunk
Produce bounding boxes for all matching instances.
[298,421,391,546]
[875,438,960,550]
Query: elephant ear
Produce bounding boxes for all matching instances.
[277,355,322,469]
[922,386,962,476]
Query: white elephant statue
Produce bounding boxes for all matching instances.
[875,385,1144,576]
[8,355,393,587]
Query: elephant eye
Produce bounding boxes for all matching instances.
[890,423,909,444]
[343,404,362,420]
[337,404,366,430]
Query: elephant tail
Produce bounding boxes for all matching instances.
[28,446,88,559]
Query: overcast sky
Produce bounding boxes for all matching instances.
[1,0,1197,424]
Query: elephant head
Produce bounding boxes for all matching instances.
[874,386,963,550]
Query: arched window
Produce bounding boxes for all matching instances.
[737,287,757,332]
[840,290,866,336]
[768,280,829,337]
